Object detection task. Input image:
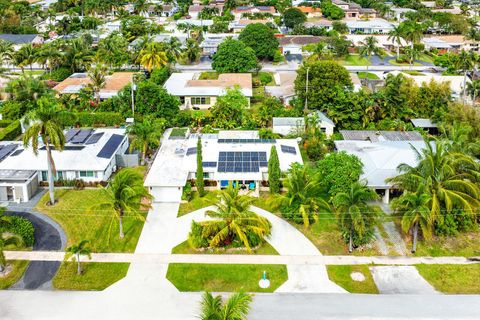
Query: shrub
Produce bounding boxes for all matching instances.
[150,67,171,85]
[182,182,192,201]
[74,179,86,190]
[0,120,13,128]
[273,50,284,63]
[6,216,35,247]
[188,221,209,248]
[258,72,273,85]
[0,101,25,120]
[62,112,124,127]
[0,120,21,141]
[43,67,72,82]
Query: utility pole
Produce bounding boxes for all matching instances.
[304,67,309,114]
[131,77,135,117]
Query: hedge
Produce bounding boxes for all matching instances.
[64,112,125,127]
[0,120,13,128]
[0,216,35,247]
[0,120,21,141]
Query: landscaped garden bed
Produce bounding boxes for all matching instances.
[0,260,29,289]
[172,240,279,255]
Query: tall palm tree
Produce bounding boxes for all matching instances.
[36,42,63,73]
[455,50,476,105]
[137,42,168,72]
[126,118,165,164]
[199,291,252,320]
[87,65,107,104]
[391,186,433,253]
[201,185,271,251]
[270,164,330,227]
[95,168,151,239]
[23,97,70,205]
[333,182,379,253]
[0,234,24,273]
[61,38,94,73]
[65,240,92,275]
[184,38,201,64]
[387,25,404,60]
[400,21,424,48]
[467,79,480,106]
[164,37,182,63]
[358,36,381,71]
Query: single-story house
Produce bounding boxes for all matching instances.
[278,35,324,55]
[229,19,272,33]
[345,19,395,34]
[388,7,415,22]
[53,72,134,100]
[265,72,296,106]
[188,5,223,19]
[296,6,322,17]
[347,34,409,52]
[199,33,239,55]
[164,73,253,110]
[335,130,426,203]
[411,118,438,135]
[232,6,276,19]
[332,0,377,19]
[145,130,303,202]
[304,19,333,31]
[422,36,479,54]
[0,34,44,50]
[0,128,135,202]
[272,111,335,137]
[146,4,178,17]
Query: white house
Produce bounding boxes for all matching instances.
[345,19,395,34]
[272,112,335,138]
[199,33,239,55]
[164,73,253,109]
[278,35,324,55]
[145,130,303,202]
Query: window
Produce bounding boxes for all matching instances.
[203,172,211,179]
[41,171,47,181]
[191,97,211,105]
[55,171,64,180]
[79,171,95,178]
[179,96,185,104]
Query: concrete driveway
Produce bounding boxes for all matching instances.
[370,266,438,294]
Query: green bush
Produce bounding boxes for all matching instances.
[0,101,25,120]
[188,221,209,248]
[63,112,124,127]
[258,72,273,85]
[42,67,72,82]
[3,216,35,247]
[0,120,21,141]
[150,67,171,85]
[0,120,13,128]
[182,182,192,201]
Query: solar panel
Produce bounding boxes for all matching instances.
[65,129,80,142]
[186,147,197,156]
[202,161,217,167]
[217,139,276,144]
[71,129,93,144]
[97,134,124,159]
[280,145,297,155]
[0,144,17,162]
[216,151,266,173]
[85,132,104,144]
[11,149,24,156]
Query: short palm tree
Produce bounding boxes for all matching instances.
[391,186,433,253]
[87,65,107,104]
[0,234,24,273]
[358,36,381,71]
[138,42,168,72]
[0,39,14,69]
[95,168,152,239]
[333,182,379,253]
[467,79,480,106]
[199,291,252,320]
[403,46,420,70]
[126,118,165,164]
[201,185,271,251]
[184,39,201,64]
[65,240,92,275]
[164,37,182,63]
[23,97,70,205]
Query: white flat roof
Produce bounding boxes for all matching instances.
[346,19,394,29]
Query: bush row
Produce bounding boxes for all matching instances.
[0,120,13,128]
[0,120,21,141]
[63,112,125,127]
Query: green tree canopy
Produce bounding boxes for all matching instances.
[212,38,258,73]
[210,87,249,129]
[135,81,180,120]
[238,23,279,60]
[268,145,281,194]
[283,8,307,29]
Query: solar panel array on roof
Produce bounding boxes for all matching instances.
[10,149,24,156]
[280,145,297,155]
[85,132,104,145]
[202,162,217,167]
[186,147,197,156]
[97,134,124,159]
[65,129,80,142]
[217,139,276,144]
[71,129,93,144]
[0,144,17,162]
[217,151,267,173]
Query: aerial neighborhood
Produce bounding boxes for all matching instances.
[1,0,480,319]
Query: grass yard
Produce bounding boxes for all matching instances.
[358,72,380,80]
[416,264,480,294]
[198,72,219,80]
[327,265,379,294]
[170,127,188,138]
[172,240,279,255]
[402,70,425,76]
[53,262,130,290]
[409,231,480,257]
[166,263,288,292]
[0,260,29,289]
[178,191,219,217]
[339,55,371,66]
[388,59,422,66]
[35,189,146,253]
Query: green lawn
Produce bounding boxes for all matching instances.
[0,260,29,289]
[388,59,422,66]
[53,262,130,290]
[327,265,379,294]
[338,55,371,66]
[402,70,425,76]
[358,72,379,80]
[172,240,279,255]
[409,231,480,257]
[178,191,219,217]
[166,263,288,292]
[170,128,188,138]
[35,189,146,253]
[198,72,219,80]
[416,264,480,294]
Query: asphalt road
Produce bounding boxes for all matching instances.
[6,211,63,290]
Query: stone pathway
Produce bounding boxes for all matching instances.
[373,226,389,255]
[383,221,409,255]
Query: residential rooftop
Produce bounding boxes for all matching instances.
[339,130,423,142]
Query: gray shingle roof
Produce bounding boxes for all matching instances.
[0,34,38,44]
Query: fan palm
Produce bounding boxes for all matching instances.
[126,118,165,164]
[201,185,271,251]
[23,97,71,205]
[95,168,151,239]
[333,182,379,253]
[65,240,92,275]
[199,291,252,320]
[0,234,24,273]
[358,36,381,71]
[138,42,168,72]
[392,186,433,253]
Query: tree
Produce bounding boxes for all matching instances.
[283,8,306,29]
[96,168,152,238]
[135,80,180,119]
[0,234,23,273]
[23,96,69,205]
[138,42,168,72]
[388,25,404,60]
[61,37,94,73]
[211,87,248,129]
[164,36,182,63]
[199,291,252,320]
[199,185,272,251]
[455,50,476,104]
[391,186,433,253]
[14,43,37,72]
[196,137,205,197]
[333,182,379,253]
[321,0,345,20]
[184,38,201,64]
[65,240,92,275]
[332,21,348,34]
[36,42,63,73]
[467,80,480,107]
[97,33,130,69]
[0,39,14,68]
[399,20,424,48]
[212,38,258,73]
[87,65,106,104]
[238,23,279,60]
[127,118,165,164]
[403,46,420,70]
[358,36,382,71]
[268,145,281,194]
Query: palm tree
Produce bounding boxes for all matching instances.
[270,164,330,227]
[358,36,381,71]
[36,42,63,73]
[391,186,433,253]
[199,291,252,320]
[310,42,332,61]
[164,37,182,63]
[467,79,480,106]
[23,97,70,205]
[400,21,424,48]
[126,118,165,164]
[87,65,107,104]
[0,40,14,69]
[333,182,379,253]
[387,25,404,60]
[404,46,420,70]
[14,44,37,72]
[65,240,92,275]
[455,50,476,105]
[137,42,168,72]
[0,234,24,273]
[61,38,94,73]
[95,168,151,239]
[184,39,201,64]
[201,185,271,251]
